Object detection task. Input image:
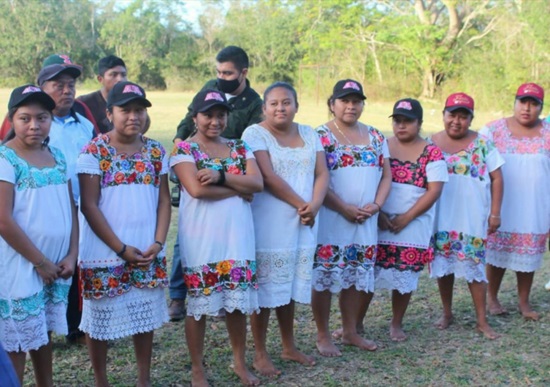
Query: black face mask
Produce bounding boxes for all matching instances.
[217,74,242,94]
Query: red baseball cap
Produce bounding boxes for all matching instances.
[444,92,474,115]
[516,83,544,104]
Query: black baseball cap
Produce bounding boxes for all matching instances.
[97,55,126,76]
[37,54,82,85]
[332,79,366,100]
[8,84,56,111]
[191,89,232,115]
[107,81,152,109]
[389,98,423,121]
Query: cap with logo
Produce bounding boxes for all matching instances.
[8,84,56,111]
[332,79,366,100]
[37,54,82,85]
[444,92,474,115]
[515,83,544,104]
[389,98,423,121]
[107,81,152,109]
[191,89,232,115]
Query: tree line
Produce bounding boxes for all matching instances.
[0,0,548,109]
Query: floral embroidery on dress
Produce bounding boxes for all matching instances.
[390,144,443,188]
[442,136,495,181]
[376,243,433,272]
[80,256,168,300]
[0,146,67,191]
[316,125,385,171]
[314,243,376,270]
[80,134,165,188]
[0,282,69,320]
[172,139,250,175]
[184,260,258,297]
[433,231,486,264]
[487,231,547,255]
[484,119,550,156]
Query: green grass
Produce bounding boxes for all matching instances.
[0,89,548,386]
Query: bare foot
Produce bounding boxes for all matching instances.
[281,348,316,366]
[342,332,377,351]
[191,365,209,387]
[476,323,501,340]
[434,314,454,330]
[519,305,540,321]
[316,337,342,357]
[233,364,260,386]
[331,324,364,340]
[389,324,407,342]
[253,352,281,378]
[488,300,508,316]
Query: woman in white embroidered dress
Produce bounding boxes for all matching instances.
[242,82,329,376]
[170,89,262,387]
[0,85,77,386]
[78,82,170,386]
[312,79,391,357]
[430,93,503,339]
[480,83,550,321]
[376,98,448,342]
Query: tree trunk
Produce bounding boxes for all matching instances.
[422,66,435,98]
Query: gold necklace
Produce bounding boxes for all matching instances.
[333,119,363,145]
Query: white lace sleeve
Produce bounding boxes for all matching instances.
[242,125,268,152]
[486,143,505,173]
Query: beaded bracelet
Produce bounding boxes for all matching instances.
[155,241,164,249]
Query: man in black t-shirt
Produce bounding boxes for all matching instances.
[78,55,128,134]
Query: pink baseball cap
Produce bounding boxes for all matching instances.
[444,92,474,115]
[516,83,544,104]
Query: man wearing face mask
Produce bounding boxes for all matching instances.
[168,46,262,321]
[173,46,262,142]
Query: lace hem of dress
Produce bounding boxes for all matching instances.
[0,300,68,352]
[79,287,168,340]
[430,255,487,283]
[374,267,420,294]
[187,288,259,321]
[485,251,542,272]
[312,266,375,293]
[256,247,315,284]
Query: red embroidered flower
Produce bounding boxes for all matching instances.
[400,247,420,265]
[341,154,354,167]
[185,273,200,288]
[365,245,375,259]
[114,172,125,184]
[392,165,412,183]
[316,245,334,260]
[227,164,240,175]
[204,272,219,287]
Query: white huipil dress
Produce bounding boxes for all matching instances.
[313,124,389,293]
[170,139,259,320]
[479,119,550,272]
[375,144,448,294]
[77,134,169,340]
[430,135,505,282]
[0,146,73,352]
[242,124,323,307]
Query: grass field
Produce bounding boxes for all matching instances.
[0,89,549,386]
